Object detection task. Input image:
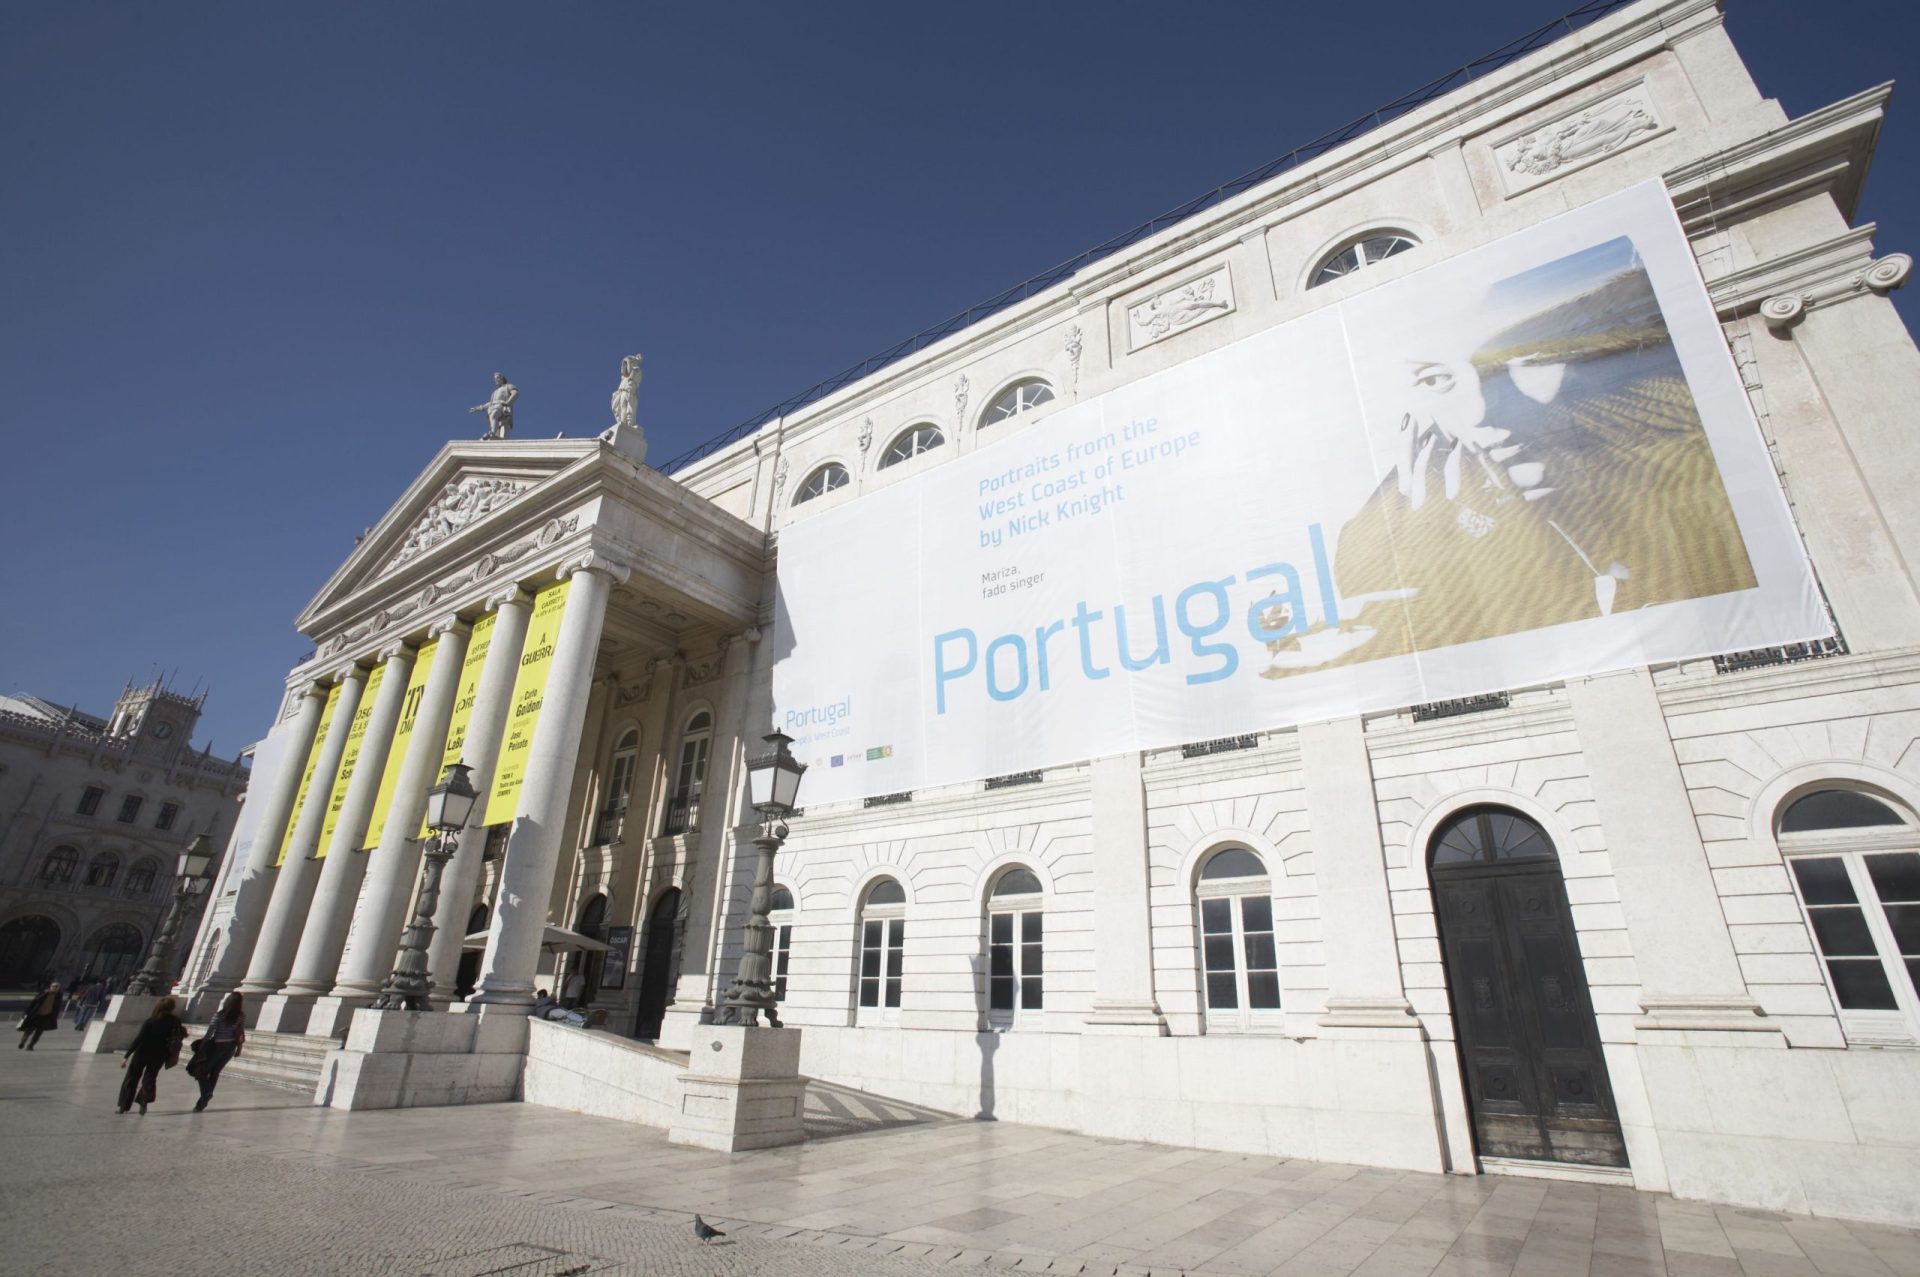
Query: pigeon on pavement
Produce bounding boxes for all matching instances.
[693,1214,726,1244]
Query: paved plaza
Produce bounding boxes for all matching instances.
[5,1034,1919,1276]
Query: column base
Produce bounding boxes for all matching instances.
[315,1007,530,1111]
[185,976,240,1022]
[255,993,319,1035]
[1635,995,1785,1044]
[1317,996,1426,1038]
[668,1023,808,1152]
[305,994,374,1039]
[80,994,162,1055]
[1083,1000,1169,1035]
[655,1005,710,1052]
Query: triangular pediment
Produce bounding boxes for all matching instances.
[298,438,602,633]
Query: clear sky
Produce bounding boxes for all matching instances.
[3,1,1916,756]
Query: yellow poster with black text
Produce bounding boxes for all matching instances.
[315,665,386,858]
[484,580,570,826]
[277,682,342,866]
[363,640,437,849]
[421,612,495,837]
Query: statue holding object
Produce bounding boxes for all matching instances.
[470,372,517,440]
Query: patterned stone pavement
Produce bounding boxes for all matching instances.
[6,1032,1919,1276]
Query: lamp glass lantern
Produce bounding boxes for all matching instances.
[175,834,214,883]
[747,732,807,818]
[424,762,480,833]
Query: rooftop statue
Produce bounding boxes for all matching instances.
[470,372,518,440]
[610,353,642,432]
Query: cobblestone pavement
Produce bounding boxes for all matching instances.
[7,1034,1920,1276]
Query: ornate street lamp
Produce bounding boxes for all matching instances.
[717,732,807,1027]
[372,762,480,1011]
[127,834,215,996]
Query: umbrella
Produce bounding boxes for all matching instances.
[461,923,609,952]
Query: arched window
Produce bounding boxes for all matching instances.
[663,712,712,837]
[1777,786,1920,1044]
[769,884,796,1003]
[1195,846,1280,1030]
[597,729,640,845]
[82,923,145,983]
[793,463,850,505]
[83,852,120,890]
[1430,807,1557,867]
[39,846,79,886]
[981,380,1056,429]
[857,878,906,1023]
[1308,230,1419,289]
[878,424,944,469]
[986,867,1043,1026]
[0,916,61,987]
[124,858,160,898]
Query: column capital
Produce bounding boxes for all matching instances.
[563,550,631,585]
[429,613,472,639]
[486,584,533,613]
[325,661,371,686]
[376,640,415,663]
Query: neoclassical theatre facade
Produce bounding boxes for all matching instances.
[183,0,1920,1225]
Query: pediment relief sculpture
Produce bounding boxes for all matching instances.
[383,476,529,575]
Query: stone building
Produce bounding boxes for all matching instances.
[181,0,1920,1226]
[0,680,247,988]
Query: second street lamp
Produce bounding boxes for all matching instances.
[372,762,480,1011]
[717,732,807,1027]
[127,834,215,997]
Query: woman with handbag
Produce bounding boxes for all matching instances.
[16,981,63,1050]
[117,996,185,1115]
[189,991,246,1111]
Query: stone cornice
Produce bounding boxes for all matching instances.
[1666,82,1889,232]
[1657,646,1920,718]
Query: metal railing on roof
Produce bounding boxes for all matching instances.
[658,0,1634,475]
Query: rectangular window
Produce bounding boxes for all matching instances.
[774,924,792,1003]
[116,795,143,824]
[858,918,904,1010]
[989,912,1015,1012]
[155,802,179,831]
[77,786,104,817]
[1201,897,1237,1010]
[1790,851,1920,1043]
[1020,911,1043,1011]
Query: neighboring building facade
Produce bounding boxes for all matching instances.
[0,680,247,988]
[182,0,1920,1225]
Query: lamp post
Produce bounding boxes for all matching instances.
[127,835,215,996]
[717,731,807,1028]
[371,762,480,1011]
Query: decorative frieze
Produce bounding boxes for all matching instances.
[1127,265,1234,351]
[382,476,528,574]
[1494,84,1662,194]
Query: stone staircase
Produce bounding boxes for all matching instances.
[190,1025,336,1095]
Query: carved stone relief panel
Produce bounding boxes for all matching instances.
[1127,264,1235,352]
[382,475,529,575]
[1493,83,1664,196]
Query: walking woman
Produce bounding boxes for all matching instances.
[117,996,185,1115]
[191,992,246,1112]
[17,981,63,1050]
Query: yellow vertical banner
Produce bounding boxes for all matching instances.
[277,682,343,866]
[484,580,570,827]
[315,664,386,859]
[363,639,437,849]
[422,612,495,837]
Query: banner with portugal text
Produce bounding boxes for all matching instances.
[484,579,570,826]
[364,639,437,849]
[315,664,386,858]
[277,682,342,866]
[420,613,496,838]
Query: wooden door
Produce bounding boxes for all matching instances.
[633,889,680,1040]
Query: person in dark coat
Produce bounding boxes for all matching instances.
[191,992,247,1112]
[17,981,63,1050]
[118,996,186,1115]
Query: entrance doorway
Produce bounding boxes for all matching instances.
[1430,806,1627,1169]
[455,905,489,999]
[569,894,608,1005]
[633,889,681,1040]
[0,916,61,988]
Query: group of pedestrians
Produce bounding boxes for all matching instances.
[116,991,246,1115]
[14,976,118,1050]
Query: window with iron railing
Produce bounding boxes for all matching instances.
[1411,692,1510,722]
[1181,734,1258,760]
[864,791,913,808]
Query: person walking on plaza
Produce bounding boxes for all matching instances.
[72,980,104,1032]
[190,992,247,1112]
[117,996,186,1115]
[17,981,63,1050]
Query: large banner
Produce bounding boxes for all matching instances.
[364,638,437,849]
[773,180,1829,806]
[315,664,386,858]
[484,579,571,827]
[277,682,342,865]
[421,613,496,837]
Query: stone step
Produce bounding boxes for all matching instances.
[186,1025,335,1096]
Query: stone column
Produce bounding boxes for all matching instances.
[1084,751,1166,1033]
[1298,716,1418,1029]
[424,587,534,999]
[190,683,327,1015]
[328,618,471,1003]
[238,665,369,1003]
[258,643,418,1033]
[467,557,621,1009]
[1566,669,1778,1035]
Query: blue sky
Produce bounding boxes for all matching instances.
[3,1,1916,755]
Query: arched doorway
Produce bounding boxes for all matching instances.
[0,916,61,988]
[570,894,608,1005]
[1429,806,1626,1168]
[81,923,145,986]
[455,904,489,999]
[633,889,681,1040]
